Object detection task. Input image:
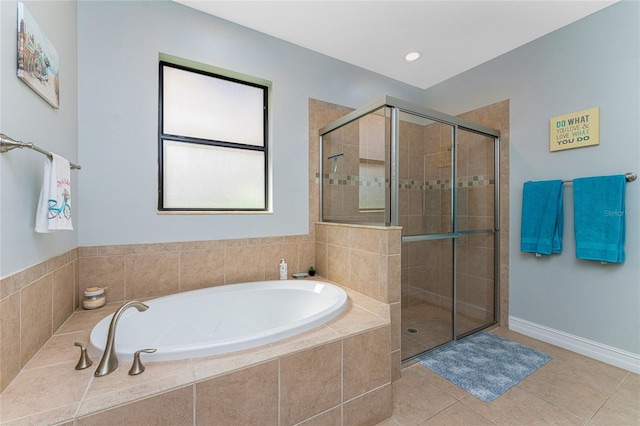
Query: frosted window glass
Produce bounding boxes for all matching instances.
[162,66,264,146]
[163,141,265,209]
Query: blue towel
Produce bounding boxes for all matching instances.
[573,175,626,263]
[521,180,564,255]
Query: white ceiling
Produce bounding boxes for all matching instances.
[175,1,618,90]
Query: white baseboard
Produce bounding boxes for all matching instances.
[509,316,640,374]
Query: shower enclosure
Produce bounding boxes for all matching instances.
[319,96,500,362]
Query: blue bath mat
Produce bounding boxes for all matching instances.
[417,332,552,403]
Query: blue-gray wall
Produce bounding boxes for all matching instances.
[423,0,639,355]
[76,0,424,247]
[0,1,78,277]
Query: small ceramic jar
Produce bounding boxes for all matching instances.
[82,287,106,310]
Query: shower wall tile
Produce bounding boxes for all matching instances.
[408,154,425,181]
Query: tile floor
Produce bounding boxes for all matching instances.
[381,327,640,425]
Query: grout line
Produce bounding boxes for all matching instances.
[192,382,197,425]
[277,358,281,426]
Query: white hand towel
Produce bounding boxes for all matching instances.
[35,154,73,233]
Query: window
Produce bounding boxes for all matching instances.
[158,61,269,211]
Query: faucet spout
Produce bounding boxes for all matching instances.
[94,301,149,377]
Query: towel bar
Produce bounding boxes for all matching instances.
[0,133,81,170]
[562,172,636,183]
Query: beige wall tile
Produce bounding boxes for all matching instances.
[387,228,402,255]
[124,252,179,299]
[225,245,266,284]
[350,227,383,254]
[343,326,391,401]
[297,406,341,426]
[315,241,328,277]
[0,276,16,301]
[390,302,401,352]
[343,384,392,425]
[391,350,401,382]
[196,360,278,425]
[1,292,21,392]
[76,385,193,425]
[79,256,124,304]
[327,224,350,247]
[315,223,328,243]
[387,254,401,303]
[297,241,316,275]
[20,276,53,366]
[280,341,342,425]
[179,248,225,292]
[349,250,382,300]
[327,245,350,286]
[52,262,75,332]
[263,243,302,280]
[11,262,47,294]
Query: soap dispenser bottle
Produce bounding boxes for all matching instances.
[279,259,288,280]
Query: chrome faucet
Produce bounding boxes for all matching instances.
[94,301,149,377]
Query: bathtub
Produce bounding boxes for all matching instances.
[89,280,348,362]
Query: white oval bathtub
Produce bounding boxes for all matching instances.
[89,280,348,362]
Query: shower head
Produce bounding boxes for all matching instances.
[328,153,343,174]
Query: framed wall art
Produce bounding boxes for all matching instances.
[17,2,60,108]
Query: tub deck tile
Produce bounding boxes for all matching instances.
[1,281,390,425]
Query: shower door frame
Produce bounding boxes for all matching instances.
[319,95,501,362]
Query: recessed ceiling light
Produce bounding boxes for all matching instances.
[404,51,422,63]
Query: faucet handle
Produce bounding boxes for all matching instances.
[128,348,157,376]
[74,342,93,370]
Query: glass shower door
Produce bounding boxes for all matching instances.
[400,112,457,360]
[454,128,497,338]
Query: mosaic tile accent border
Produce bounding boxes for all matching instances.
[319,174,494,189]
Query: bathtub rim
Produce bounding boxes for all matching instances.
[88,279,348,362]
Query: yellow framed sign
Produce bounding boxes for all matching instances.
[550,107,599,152]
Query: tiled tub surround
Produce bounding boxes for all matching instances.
[314,222,402,382]
[0,279,392,425]
[78,235,316,304]
[0,248,79,393]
